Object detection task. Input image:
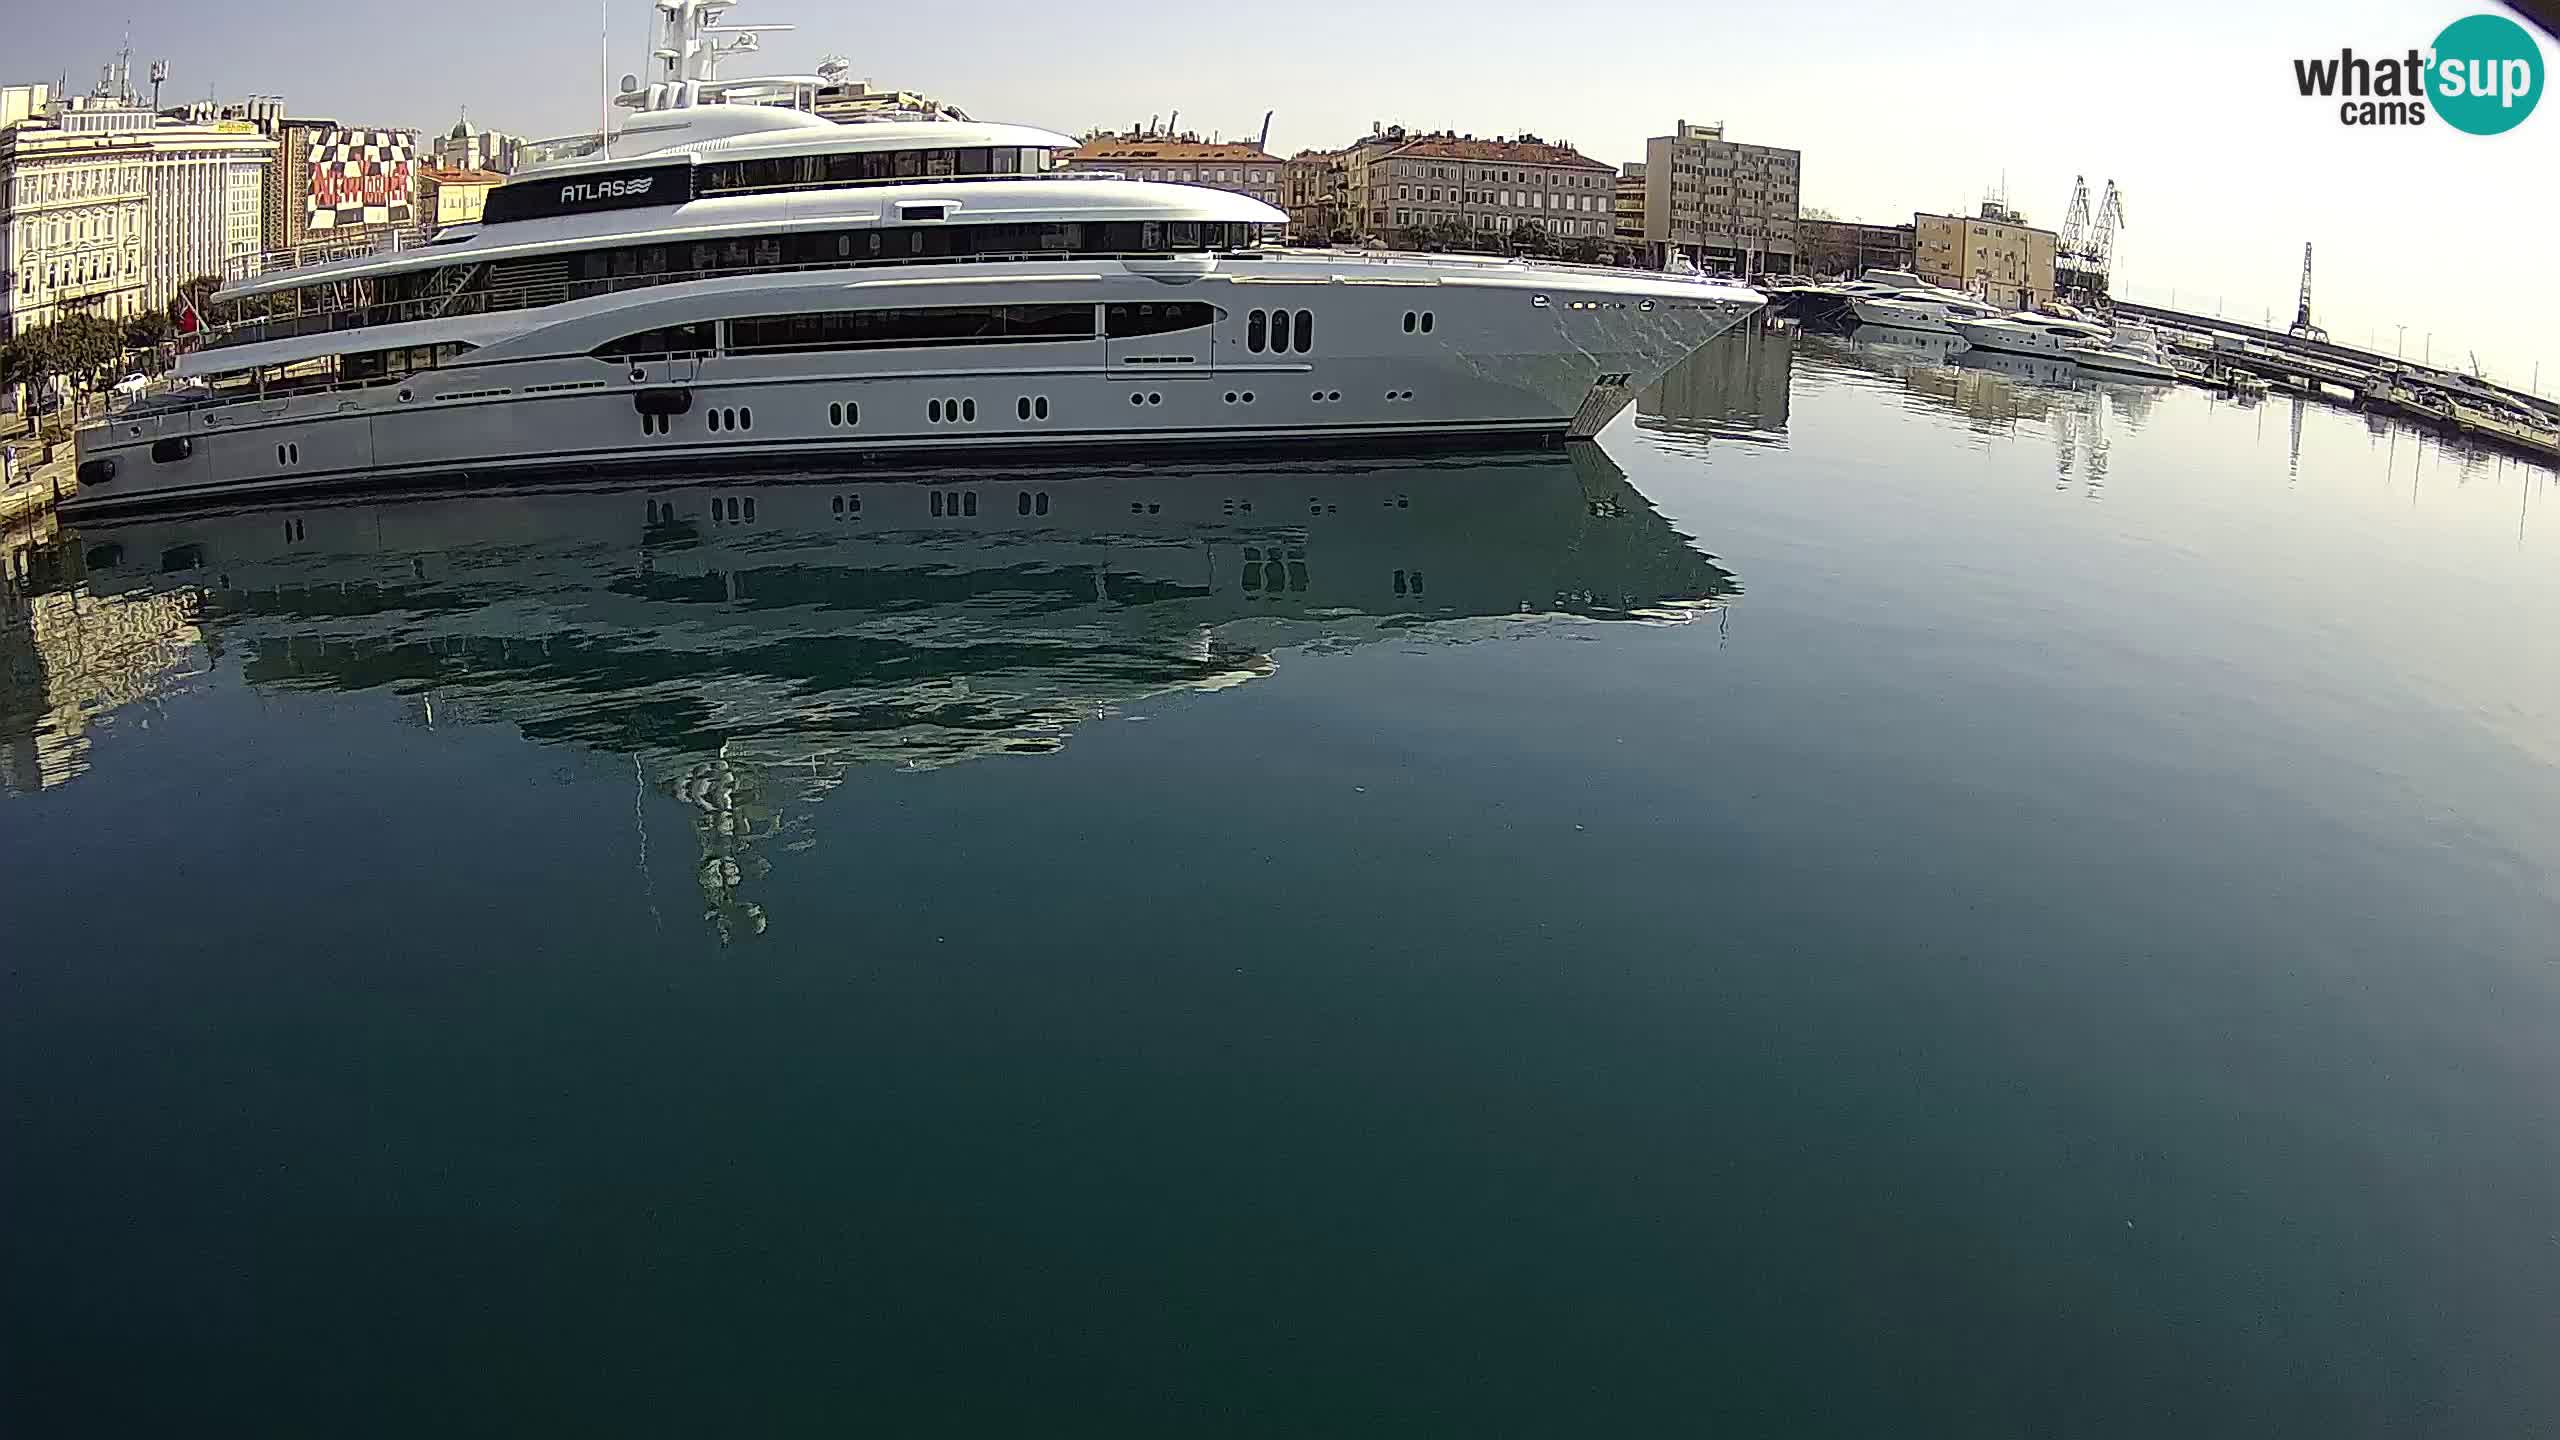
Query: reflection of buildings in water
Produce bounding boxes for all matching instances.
[65,451,1737,939]
[1633,324,1795,450]
[1,513,207,794]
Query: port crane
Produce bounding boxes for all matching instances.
[2288,243,2328,344]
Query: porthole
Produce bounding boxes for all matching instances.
[1225,391,1237,404]
[830,402,843,425]
[738,407,752,431]
[929,398,944,423]
[1248,310,1267,352]
[1419,312,1434,334]
[1271,309,1292,353]
[1294,310,1313,352]
[960,397,976,422]
[1018,490,1033,515]
[1018,397,1032,420]
[1034,396,1048,420]
[1034,492,1049,515]
[1403,311,1416,333]
[1148,392,1162,405]
[1130,391,1145,406]
[1242,391,1254,403]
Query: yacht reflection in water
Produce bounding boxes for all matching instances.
[57,450,1736,940]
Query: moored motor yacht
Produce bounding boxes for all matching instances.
[1848,288,2003,334]
[1947,311,2113,359]
[70,0,1762,517]
[2063,321,2179,380]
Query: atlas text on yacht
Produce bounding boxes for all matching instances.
[69,0,1764,515]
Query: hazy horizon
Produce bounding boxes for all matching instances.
[14,0,2554,388]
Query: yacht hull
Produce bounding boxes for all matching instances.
[71,259,1761,518]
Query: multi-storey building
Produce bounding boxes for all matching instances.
[1614,162,1646,249]
[1914,203,2056,310]
[1799,217,1915,277]
[1057,132,1283,209]
[417,166,503,232]
[1348,127,1616,245]
[1281,147,1350,242]
[431,116,525,175]
[1,92,272,337]
[1639,119,1801,274]
[260,117,418,269]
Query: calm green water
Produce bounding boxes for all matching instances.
[7,330,2559,1436]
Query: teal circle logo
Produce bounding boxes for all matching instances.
[2428,13,2544,134]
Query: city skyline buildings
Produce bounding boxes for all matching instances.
[5,0,2554,386]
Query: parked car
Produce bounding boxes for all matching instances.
[113,373,150,398]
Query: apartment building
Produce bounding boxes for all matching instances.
[1639,119,1801,274]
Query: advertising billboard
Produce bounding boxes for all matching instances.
[304,127,416,231]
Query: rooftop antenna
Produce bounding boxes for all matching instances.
[149,59,166,111]
[1258,109,1272,152]
[600,0,610,155]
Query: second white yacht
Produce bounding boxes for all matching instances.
[2063,321,2179,380]
[72,0,1763,517]
[1849,287,2004,334]
[1948,311,2114,359]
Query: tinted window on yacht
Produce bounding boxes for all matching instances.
[1106,302,1216,338]
[698,148,1057,196]
[726,304,1095,354]
[591,321,718,360]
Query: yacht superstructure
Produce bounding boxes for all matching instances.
[70,0,1761,516]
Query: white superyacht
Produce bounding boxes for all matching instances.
[71,0,1763,515]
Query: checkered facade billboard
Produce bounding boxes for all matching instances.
[304,129,416,231]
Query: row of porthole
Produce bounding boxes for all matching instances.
[709,406,753,432]
[1310,390,1344,402]
[1017,396,1050,421]
[708,495,756,524]
[1017,490,1050,515]
[274,442,301,465]
[927,397,977,424]
[1129,391,1164,406]
[1245,308,1314,354]
[1222,391,1256,405]
[1402,311,1436,333]
[641,412,673,435]
[1385,389,1416,402]
[831,494,864,518]
[929,488,977,517]
[828,401,861,426]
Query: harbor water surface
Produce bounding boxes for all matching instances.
[6,330,2559,1436]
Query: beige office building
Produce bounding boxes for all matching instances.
[1639,120,1801,274]
[1914,205,2057,310]
[1614,163,1647,248]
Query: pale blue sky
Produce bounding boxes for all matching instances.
[17,0,2556,386]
